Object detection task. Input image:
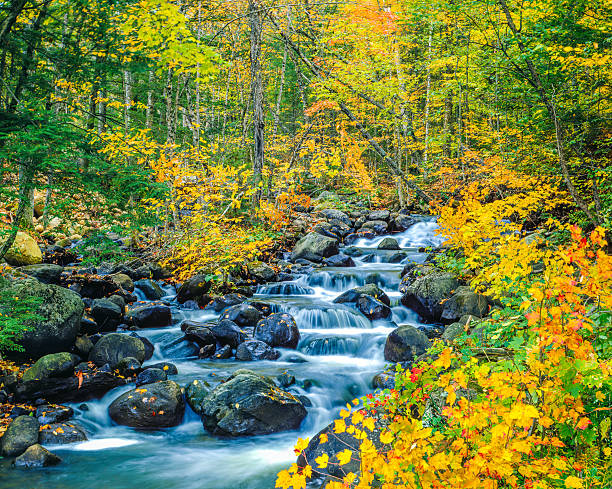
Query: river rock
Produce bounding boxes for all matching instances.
[206,293,247,312]
[384,325,431,363]
[88,333,146,367]
[356,295,391,320]
[134,279,164,300]
[110,273,134,292]
[334,284,390,307]
[368,210,390,221]
[440,286,489,323]
[247,261,276,282]
[14,444,61,468]
[176,273,211,303]
[185,379,210,414]
[291,232,339,262]
[22,352,76,383]
[126,303,171,328]
[116,356,141,376]
[221,304,262,328]
[35,405,73,424]
[401,271,460,322]
[441,322,465,343]
[324,254,355,267]
[184,324,216,348]
[108,380,185,428]
[18,264,63,284]
[344,229,375,245]
[91,298,123,331]
[201,371,307,436]
[214,345,232,359]
[377,237,400,250]
[318,209,351,226]
[136,368,167,386]
[0,278,84,359]
[254,313,300,349]
[3,231,42,266]
[209,320,246,348]
[360,220,388,234]
[236,340,280,361]
[393,214,416,231]
[1,416,40,457]
[144,362,178,375]
[39,422,88,444]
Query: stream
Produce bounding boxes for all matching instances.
[1,218,443,489]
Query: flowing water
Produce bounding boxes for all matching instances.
[0,218,443,489]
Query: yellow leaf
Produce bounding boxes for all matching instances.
[315,453,329,468]
[336,449,352,466]
[380,430,394,444]
[565,476,583,488]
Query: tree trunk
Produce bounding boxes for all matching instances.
[249,0,265,207]
[0,160,33,261]
[123,70,132,132]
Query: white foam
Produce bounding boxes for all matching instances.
[71,438,140,451]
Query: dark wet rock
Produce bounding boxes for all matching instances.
[440,286,489,323]
[318,209,351,226]
[388,252,408,263]
[64,274,118,299]
[79,316,99,335]
[344,229,375,245]
[88,333,146,367]
[0,278,84,360]
[108,294,126,311]
[109,380,185,428]
[183,323,216,348]
[393,214,417,231]
[334,284,390,307]
[201,371,306,436]
[254,313,300,349]
[176,273,212,303]
[368,210,390,221]
[36,405,73,425]
[185,379,210,415]
[343,246,364,257]
[91,298,123,332]
[22,352,76,383]
[356,295,392,320]
[324,254,355,268]
[214,345,232,359]
[136,368,167,386]
[19,264,63,284]
[377,237,400,250]
[384,325,431,363]
[198,344,216,358]
[205,294,248,312]
[116,356,141,376]
[360,220,388,234]
[144,362,178,375]
[401,271,460,322]
[110,273,134,292]
[38,422,87,444]
[1,416,40,456]
[236,340,280,361]
[210,320,246,348]
[221,304,262,328]
[247,261,276,283]
[14,444,61,468]
[291,232,339,262]
[134,279,164,300]
[126,303,171,329]
[74,335,94,358]
[277,372,296,388]
[181,300,200,310]
[129,333,154,361]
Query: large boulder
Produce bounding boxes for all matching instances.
[1,415,40,457]
[91,298,123,331]
[254,313,300,349]
[176,273,211,303]
[360,220,388,234]
[134,279,164,300]
[368,210,390,222]
[384,325,431,363]
[88,333,146,367]
[126,303,171,328]
[183,323,216,348]
[3,232,42,266]
[291,232,339,262]
[14,444,61,468]
[247,261,276,283]
[205,294,247,313]
[0,278,84,359]
[377,237,400,250]
[39,422,88,444]
[318,209,351,226]
[236,340,280,361]
[324,254,355,268]
[440,286,489,323]
[21,352,76,383]
[221,303,262,328]
[185,379,210,415]
[401,271,460,322]
[201,371,307,436]
[110,273,134,292]
[393,215,416,232]
[356,295,391,320]
[108,380,185,428]
[18,264,63,284]
[209,320,246,348]
[334,284,390,307]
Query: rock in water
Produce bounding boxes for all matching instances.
[3,232,42,266]
[384,325,431,363]
[108,381,185,428]
[356,295,391,320]
[1,416,40,457]
[134,279,164,300]
[334,284,390,306]
[39,422,88,444]
[247,261,276,282]
[220,304,262,328]
[377,237,400,250]
[88,333,146,367]
[0,278,84,359]
[400,271,460,322]
[21,352,76,382]
[14,444,61,468]
[201,371,307,436]
[176,273,211,303]
[126,303,171,328]
[236,340,280,361]
[254,313,300,349]
[185,379,210,415]
[291,232,339,262]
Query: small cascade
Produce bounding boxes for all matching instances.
[293,306,372,329]
[257,282,315,295]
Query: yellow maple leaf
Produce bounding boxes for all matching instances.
[336,449,353,466]
[565,476,583,488]
[380,430,394,444]
[315,453,329,468]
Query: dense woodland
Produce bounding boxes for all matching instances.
[0,0,611,488]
